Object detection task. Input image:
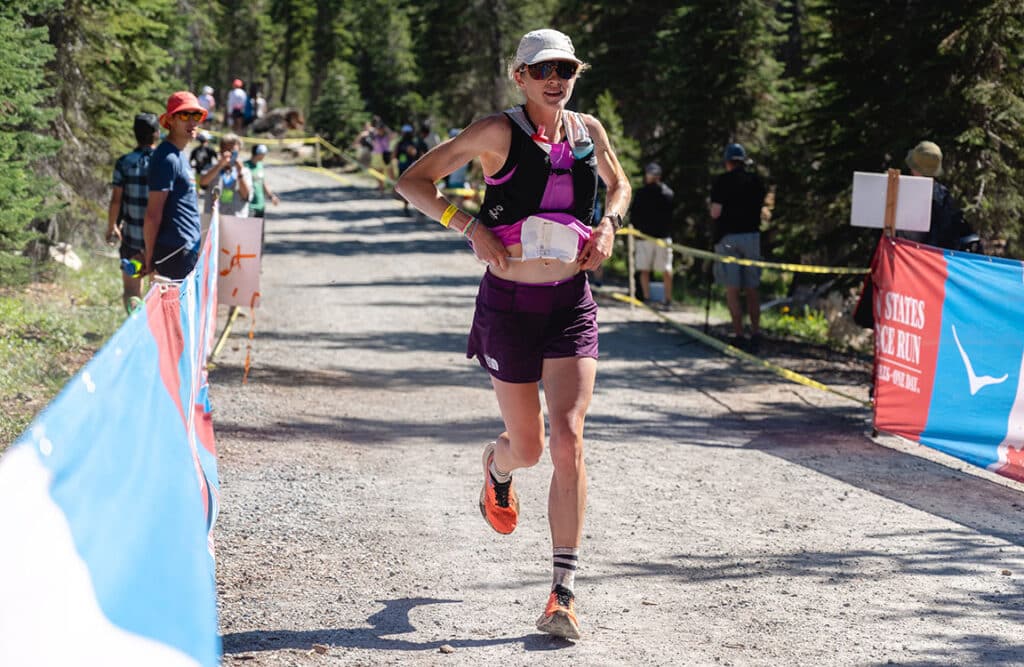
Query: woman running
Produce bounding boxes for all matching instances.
[395,28,631,640]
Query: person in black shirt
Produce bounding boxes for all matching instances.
[629,162,674,308]
[395,124,422,215]
[710,143,767,349]
[189,132,217,186]
[901,141,976,251]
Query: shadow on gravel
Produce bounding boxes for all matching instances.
[215,413,499,448]
[275,185,368,205]
[748,426,1024,548]
[294,274,482,289]
[221,597,573,655]
[268,235,463,258]
[210,361,484,391]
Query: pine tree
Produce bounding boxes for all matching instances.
[940,0,1024,256]
[309,61,369,148]
[649,1,783,242]
[0,1,60,284]
[770,0,1022,265]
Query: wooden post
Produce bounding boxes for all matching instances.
[883,167,900,238]
[211,306,242,360]
[626,225,636,307]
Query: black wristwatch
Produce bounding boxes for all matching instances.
[603,213,623,231]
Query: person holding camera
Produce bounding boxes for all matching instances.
[199,132,252,217]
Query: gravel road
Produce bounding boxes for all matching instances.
[210,165,1024,666]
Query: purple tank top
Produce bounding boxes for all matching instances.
[487,141,590,251]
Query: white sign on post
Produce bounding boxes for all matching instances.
[217,215,263,307]
[850,172,933,232]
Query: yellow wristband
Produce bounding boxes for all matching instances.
[440,204,459,228]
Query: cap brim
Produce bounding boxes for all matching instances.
[523,49,582,65]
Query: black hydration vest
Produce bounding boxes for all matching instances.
[479,106,598,229]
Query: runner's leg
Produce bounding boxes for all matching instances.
[541,356,595,548]
[480,378,545,534]
[489,377,545,473]
[536,355,595,639]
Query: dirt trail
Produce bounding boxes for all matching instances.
[211,166,1024,666]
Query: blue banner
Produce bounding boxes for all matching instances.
[0,215,221,666]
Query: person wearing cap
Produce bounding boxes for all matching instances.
[710,142,767,351]
[197,86,216,127]
[629,162,675,309]
[245,144,280,220]
[142,91,207,280]
[189,131,217,180]
[395,28,631,640]
[107,112,160,313]
[199,132,252,217]
[901,141,975,251]
[225,78,248,133]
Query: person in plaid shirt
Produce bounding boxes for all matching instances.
[107,113,159,313]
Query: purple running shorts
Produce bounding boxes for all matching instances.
[467,270,599,384]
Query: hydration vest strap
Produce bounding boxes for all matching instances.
[504,106,594,159]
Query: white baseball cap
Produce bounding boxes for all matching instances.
[509,29,582,78]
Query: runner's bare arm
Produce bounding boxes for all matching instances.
[578,114,632,271]
[107,186,124,243]
[395,113,513,270]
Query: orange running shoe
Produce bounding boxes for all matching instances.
[479,442,519,534]
[536,584,581,639]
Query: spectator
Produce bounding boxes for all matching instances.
[418,121,440,153]
[107,112,159,313]
[901,141,977,251]
[369,117,393,194]
[143,92,207,280]
[629,162,674,309]
[353,120,375,168]
[253,89,267,119]
[225,78,248,133]
[246,144,280,220]
[199,132,252,218]
[395,124,421,175]
[197,86,216,127]
[709,142,767,351]
[395,124,422,214]
[189,131,217,181]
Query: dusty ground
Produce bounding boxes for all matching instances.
[210,166,1024,666]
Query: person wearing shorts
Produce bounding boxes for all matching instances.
[710,143,767,349]
[630,162,674,308]
[107,113,159,314]
[395,28,631,640]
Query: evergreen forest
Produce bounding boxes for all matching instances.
[2,0,1022,287]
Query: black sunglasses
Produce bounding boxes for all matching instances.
[522,61,579,81]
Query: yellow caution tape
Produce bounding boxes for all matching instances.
[300,166,351,184]
[617,227,868,275]
[203,129,320,146]
[604,290,870,407]
[203,129,490,197]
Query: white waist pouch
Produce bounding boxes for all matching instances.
[517,215,582,263]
